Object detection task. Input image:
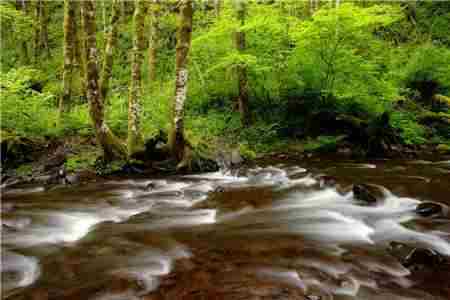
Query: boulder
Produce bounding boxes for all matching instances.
[403,248,445,269]
[415,201,449,218]
[436,144,450,154]
[353,183,385,204]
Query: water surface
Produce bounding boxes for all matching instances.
[2,158,450,299]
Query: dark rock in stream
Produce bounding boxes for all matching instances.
[416,202,449,218]
[353,183,384,204]
[404,248,445,270]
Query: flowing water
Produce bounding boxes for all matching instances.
[2,158,450,299]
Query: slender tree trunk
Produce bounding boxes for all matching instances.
[75,1,87,98]
[127,0,148,157]
[234,0,250,126]
[81,0,126,160]
[39,0,50,58]
[59,0,76,115]
[214,0,221,17]
[33,0,41,63]
[168,0,193,161]
[336,0,340,9]
[148,0,161,85]
[17,0,30,65]
[100,0,122,101]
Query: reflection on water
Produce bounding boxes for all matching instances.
[2,158,450,299]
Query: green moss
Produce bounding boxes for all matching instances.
[65,149,100,172]
[303,135,345,153]
[16,164,33,176]
[436,144,450,154]
[239,143,257,160]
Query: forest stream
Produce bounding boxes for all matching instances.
[2,158,450,300]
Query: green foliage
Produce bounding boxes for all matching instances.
[390,111,427,145]
[303,135,345,152]
[0,67,59,137]
[399,44,450,100]
[16,164,33,176]
[239,143,257,160]
[289,4,403,113]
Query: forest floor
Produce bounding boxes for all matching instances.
[1,132,449,191]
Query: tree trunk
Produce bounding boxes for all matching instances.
[81,0,126,160]
[100,0,122,101]
[33,0,41,63]
[214,0,221,17]
[148,0,161,85]
[74,1,87,98]
[39,0,50,58]
[17,0,30,65]
[234,0,250,126]
[127,0,148,157]
[168,0,193,162]
[59,0,76,115]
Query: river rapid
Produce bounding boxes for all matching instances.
[2,158,450,300]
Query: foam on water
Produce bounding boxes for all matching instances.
[2,251,40,293]
[2,165,450,299]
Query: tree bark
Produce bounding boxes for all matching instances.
[59,0,76,115]
[234,0,250,126]
[214,0,221,17]
[17,0,30,65]
[33,0,41,63]
[39,0,50,58]
[127,0,148,157]
[168,0,193,161]
[100,0,122,101]
[75,1,87,98]
[148,0,161,85]
[81,0,126,160]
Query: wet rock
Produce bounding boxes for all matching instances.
[416,202,449,218]
[436,144,450,155]
[145,180,168,191]
[216,148,243,170]
[1,136,43,169]
[337,147,352,156]
[121,163,145,174]
[2,217,31,231]
[42,146,67,171]
[316,175,337,188]
[65,173,80,185]
[231,149,243,165]
[352,183,383,204]
[133,130,169,161]
[418,112,450,139]
[403,248,445,270]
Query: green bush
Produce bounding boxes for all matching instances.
[390,111,427,145]
[0,67,60,137]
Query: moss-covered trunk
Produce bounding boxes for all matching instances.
[234,0,250,126]
[148,0,161,85]
[127,0,148,157]
[17,0,30,65]
[100,0,122,101]
[74,1,86,98]
[168,0,193,162]
[39,0,50,58]
[59,0,76,115]
[33,0,41,63]
[81,0,126,161]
